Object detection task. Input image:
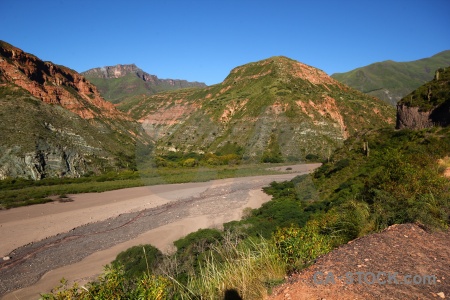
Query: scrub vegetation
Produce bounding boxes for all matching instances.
[41,127,450,299]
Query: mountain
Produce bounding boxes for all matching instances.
[0,40,150,180]
[331,50,450,106]
[396,66,450,129]
[119,56,395,162]
[82,64,207,104]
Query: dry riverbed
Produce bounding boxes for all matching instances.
[0,163,320,299]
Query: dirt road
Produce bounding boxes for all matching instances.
[0,163,320,299]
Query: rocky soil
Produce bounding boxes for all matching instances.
[268,223,450,300]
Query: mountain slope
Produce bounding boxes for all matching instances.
[331,50,450,105]
[396,66,450,129]
[119,56,395,162]
[82,64,206,104]
[0,41,150,180]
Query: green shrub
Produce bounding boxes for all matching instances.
[41,265,174,299]
[273,221,333,272]
[182,158,198,167]
[112,244,163,279]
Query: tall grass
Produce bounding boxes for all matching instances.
[175,235,286,300]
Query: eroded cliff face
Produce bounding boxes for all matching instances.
[395,101,450,129]
[0,41,129,120]
[0,41,150,180]
[395,104,433,129]
[396,67,450,129]
[0,140,89,180]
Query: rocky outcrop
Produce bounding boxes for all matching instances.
[82,64,142,79]
[395,104,433,129]
[396,101,450,129]
[0,142,88,180]
[0,41,151,180]
[429,99,450,127]
[0,40,129,120]
[396,67,450,129]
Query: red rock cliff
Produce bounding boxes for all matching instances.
[0,41,129,120]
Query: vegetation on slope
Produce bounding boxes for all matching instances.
[41,127,450,299]
[398,66,450,111]
[0,41,154,181]
[331,50,450,105]
[0,83,146,179]
[120,56,395,161]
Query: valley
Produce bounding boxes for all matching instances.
[0,164,319,299]
[0,38,449,299]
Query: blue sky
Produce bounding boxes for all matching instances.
[2,0,449,85]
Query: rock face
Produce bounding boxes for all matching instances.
[396,104,433,129]
[121,56,395,161]
[0,40,149,180]
[0,41,127,120]
[396,67,450,129]
[82,64,206,103]
[0,140,88,180]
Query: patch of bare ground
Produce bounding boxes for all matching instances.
[268,223,450,300]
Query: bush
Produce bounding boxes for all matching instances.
[273,222,333,272]
[305,153,319,161]
[112,244,163,279]
[182,158,198,167]
[40,265,174,300]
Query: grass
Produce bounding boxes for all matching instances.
[178,236,286,299]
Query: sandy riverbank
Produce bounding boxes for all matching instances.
[1,164,320,299]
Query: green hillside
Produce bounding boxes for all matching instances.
[331,50,450,105]
[398,66,450,111]
[119,56,395,163]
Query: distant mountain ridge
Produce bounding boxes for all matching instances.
[331,50,450,106]
[82,64,206,103]
[0,40,150,180]
[119,56,395,162]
